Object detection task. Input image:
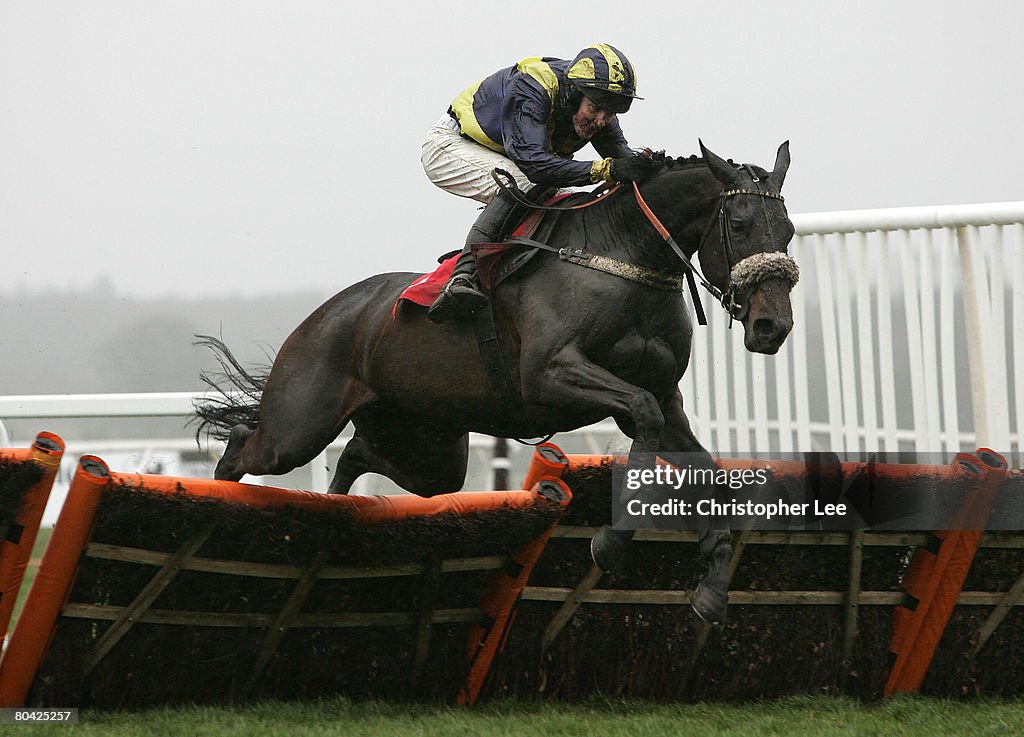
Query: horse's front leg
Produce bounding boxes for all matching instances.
[591,389,731,623]
[659,389,731,624]
[522,344,666,454]
[523,344,667,579]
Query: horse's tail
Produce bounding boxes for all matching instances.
[192,335,270,443]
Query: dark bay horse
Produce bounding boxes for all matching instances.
[195,141,798,623]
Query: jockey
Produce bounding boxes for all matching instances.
[421,43,654,323]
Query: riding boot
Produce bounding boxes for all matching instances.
[427,186,520,324]
[426,249,487,324]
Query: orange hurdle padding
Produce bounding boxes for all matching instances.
[0,432,64,644]
[0,453,105,707]
[0,454,575,707]
[101,470,557,522]
[458,445,570,705]
[884,449,1008,696]
[519,443,570,491]
[565,452,976,483]
[459,476,572,705]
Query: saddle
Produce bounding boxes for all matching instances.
[473,192,564,293]
[394,189,595,315]
[473,189,599,293]
[393,186,613,408]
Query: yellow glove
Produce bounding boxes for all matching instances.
[590,158,614,183]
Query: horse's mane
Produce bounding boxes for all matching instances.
[646,152,770,181]
[649,153,705,171]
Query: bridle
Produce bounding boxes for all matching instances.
[632,176,789,326]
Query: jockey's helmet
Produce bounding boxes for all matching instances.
[566,43,642,114]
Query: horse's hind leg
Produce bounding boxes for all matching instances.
[232,389,366,481]
[328,418,469,496]
[328,434,379,494]
[214,423,255,481]
[216,353,374,482]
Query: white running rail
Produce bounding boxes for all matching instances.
[3,200,1023,485]
[680,200,1024,462]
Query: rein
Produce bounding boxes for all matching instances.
[493,169,622,211]
[493,166,792,326]
[632,182,787,326]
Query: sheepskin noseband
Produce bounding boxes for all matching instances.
[729,251,800,293]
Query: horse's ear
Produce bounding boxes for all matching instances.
[772,141,791,188]
[699,139,743,186]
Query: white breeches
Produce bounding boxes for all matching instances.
[420,114,533,204]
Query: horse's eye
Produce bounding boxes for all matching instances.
[730,218,746,231]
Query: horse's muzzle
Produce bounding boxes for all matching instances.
[729,252,798,354]
[741,280,795,354]
[747,313,793,354]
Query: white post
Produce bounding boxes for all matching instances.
[958,225,991,448]
[918,229,941,450]
[1014,224,1024,461]
[898,229,929,451]
[853,232,879,453]
[876,233,899,452]
[790,237,812,450]
[834,235,860,452]
[985,227,1011,450]
[938,228,961,455]
[815,234,845,451]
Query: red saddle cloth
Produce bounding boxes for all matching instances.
[393,194,570,318]
[394,253,458,315]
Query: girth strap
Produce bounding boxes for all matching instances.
[472,304,558,446]
[472,304,520,409]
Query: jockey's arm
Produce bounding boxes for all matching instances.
[501,77,602,188]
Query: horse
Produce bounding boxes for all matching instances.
[195,140,798,623]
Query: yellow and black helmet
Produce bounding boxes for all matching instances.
[566,43,641,113]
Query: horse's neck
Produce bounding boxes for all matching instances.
[565,168,720,271]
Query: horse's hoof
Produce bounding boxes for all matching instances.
[690,583,728,624]
[591,526,633,572]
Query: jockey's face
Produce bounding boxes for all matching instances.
[573,96,615,140]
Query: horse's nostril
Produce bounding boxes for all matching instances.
[753,318,778,339]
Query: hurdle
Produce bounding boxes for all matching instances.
[481,448,1024,701]
[3,437,1022,706]
[0,447,570,708]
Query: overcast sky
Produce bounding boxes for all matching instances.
[3,1,1022,300]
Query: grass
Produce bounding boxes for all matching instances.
[2,697,1022,737]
